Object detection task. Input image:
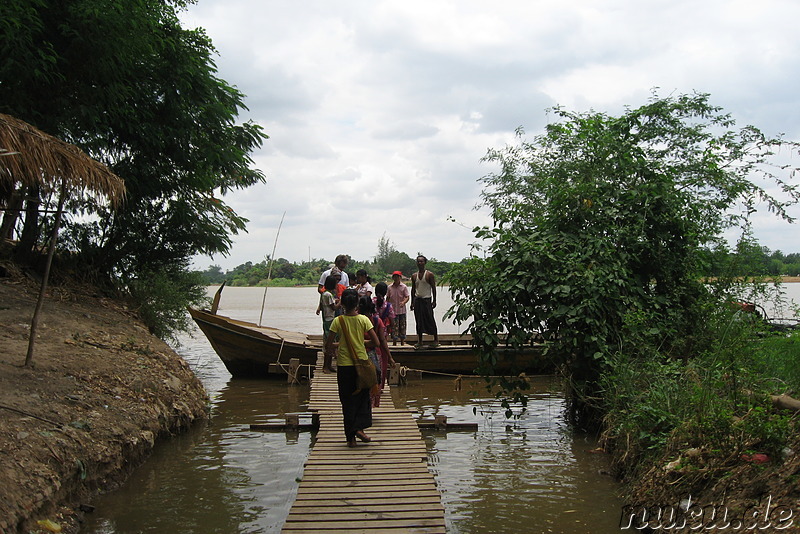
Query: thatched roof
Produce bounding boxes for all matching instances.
[0,113,125,205]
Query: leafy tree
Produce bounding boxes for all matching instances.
[447,92,800,425]
[373,234,416,277]
[274,258,297,280]
[200,264,226,284]
[0,0,267,335]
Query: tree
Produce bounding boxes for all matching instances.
[373,234,415,277]
[0,0,267,336]
[447,92,800,425]
[200,265,226,285]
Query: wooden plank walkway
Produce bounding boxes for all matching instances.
[282,354,446,533]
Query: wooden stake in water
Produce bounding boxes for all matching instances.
[259,211,286,327]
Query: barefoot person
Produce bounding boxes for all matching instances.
[323,289,378,447]
[410,255,439,348]
[386,271,409,345]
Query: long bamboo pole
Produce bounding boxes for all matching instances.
[258,211,286,326]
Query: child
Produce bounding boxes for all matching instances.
[316,275,338,341]
[328,268,347,316]
[324,289,379,447]
[373,282,395,343]
[386,271,410,345]
[358,295,395,408]
[354,269,373,299]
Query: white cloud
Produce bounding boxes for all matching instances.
[182,0,800,271]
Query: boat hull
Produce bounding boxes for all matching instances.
[189,308,320,378]
[189,308,550,379]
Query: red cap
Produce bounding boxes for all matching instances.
[392,271,403,276]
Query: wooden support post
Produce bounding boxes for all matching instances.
[435,414,447,430]
[388,362,402,385]
[287,358,300,384]
[311,411,320,429]
[286,413,300,429]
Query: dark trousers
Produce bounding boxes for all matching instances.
[336,365,372,440]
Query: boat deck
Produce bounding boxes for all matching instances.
[281,354,446,533]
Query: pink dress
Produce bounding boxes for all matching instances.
[365,313,389,407]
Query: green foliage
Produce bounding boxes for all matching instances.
[197,237,461,287]
[0,0,267,338]
[128,264,209,343]
[373,234,416,277]
[448,92,800,426]
[199,265,226,285]
[599,305,798,479]
[752,331,800,394]
[700,241,800,278]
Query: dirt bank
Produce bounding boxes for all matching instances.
[0,262,209,534]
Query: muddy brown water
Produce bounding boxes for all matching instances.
[80,287,635,533]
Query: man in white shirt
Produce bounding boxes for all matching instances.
[318,254,350,293]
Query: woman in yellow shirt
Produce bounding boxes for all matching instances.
[324,289,381,447]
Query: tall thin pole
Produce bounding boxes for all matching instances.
[25,178,67,367]
[259,211,286,326]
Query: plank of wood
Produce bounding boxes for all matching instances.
[282,364,445,534]
[289,502,444,512]
[292,496,442,506]
[302,476,431,488]
[282,518,447,530]
[285,510,445,521]
[296,482,439,492]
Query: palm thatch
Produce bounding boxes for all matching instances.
[0,113,125,205]
[0,113,126,368]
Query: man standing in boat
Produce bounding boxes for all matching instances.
[410,255,439,348]
[318,254,350,293]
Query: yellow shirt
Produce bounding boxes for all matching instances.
[329,314,373,366]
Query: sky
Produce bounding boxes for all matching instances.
[180,0,800,272]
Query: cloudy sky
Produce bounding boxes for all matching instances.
[180,0,800,272]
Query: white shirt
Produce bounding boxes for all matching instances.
[318,268,350,288]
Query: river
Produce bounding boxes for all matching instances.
[80,284,800,533]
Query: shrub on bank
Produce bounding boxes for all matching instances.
[599,314,799,488]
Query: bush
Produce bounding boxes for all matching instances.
[128,267,209,343]
[600,309,797,477]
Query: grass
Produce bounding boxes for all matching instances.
[599,325,800,480]
[751,332,800,395]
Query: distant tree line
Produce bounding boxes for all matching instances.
[701,240,800,277]
[199,238,800,287]
[198,235,462,286]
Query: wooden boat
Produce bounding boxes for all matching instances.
[188,307,550,379]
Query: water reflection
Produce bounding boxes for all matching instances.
[83,288,625,533]
[82,379,312,534]
[394,376,622,533]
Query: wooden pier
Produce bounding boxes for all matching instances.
[281,355,447,533]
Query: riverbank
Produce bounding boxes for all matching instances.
[0,262,209,534]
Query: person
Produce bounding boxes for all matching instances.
[329,268,347,296]
[354,269,373,299]
[315,275,338,341]
[386,271,410,345]
[373,282,395,344]
[410,255,439,348]
[318,254,350,293]
[359,295,395,407]
[323,289,378,447]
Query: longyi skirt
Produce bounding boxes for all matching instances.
[336,365,372,440]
